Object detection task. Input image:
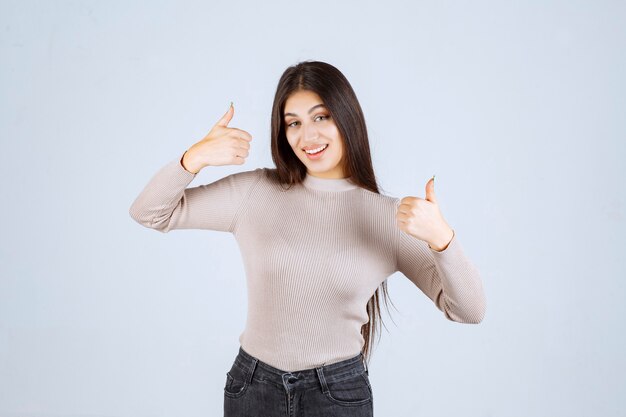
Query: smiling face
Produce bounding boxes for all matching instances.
[283,89,347,179]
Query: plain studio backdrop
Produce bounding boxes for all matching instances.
[1,1,624,416]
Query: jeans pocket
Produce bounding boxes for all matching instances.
[223,365,250,399]
[324,371,372,407]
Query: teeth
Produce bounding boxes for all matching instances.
[305,144,328,154]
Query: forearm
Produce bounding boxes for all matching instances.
[129,151,197,229]
[430,233,486,323]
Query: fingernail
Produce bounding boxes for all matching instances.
[432,174,436,183]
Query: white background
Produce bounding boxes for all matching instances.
[1,1,624,416]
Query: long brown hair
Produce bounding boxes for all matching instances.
[267,60,397,367]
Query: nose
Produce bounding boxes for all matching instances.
[303,122,319,142]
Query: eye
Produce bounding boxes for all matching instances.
[286,114,329,128]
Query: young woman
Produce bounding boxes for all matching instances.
[129,60,486,417]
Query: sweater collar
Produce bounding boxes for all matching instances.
[303,172,358,192]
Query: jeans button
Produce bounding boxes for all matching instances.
[287,376,297,383]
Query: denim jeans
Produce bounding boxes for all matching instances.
[223,345,374,417]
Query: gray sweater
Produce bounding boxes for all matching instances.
[129,151,486,372]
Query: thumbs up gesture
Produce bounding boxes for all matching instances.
[181,102,253,173]
[396,176,455,252]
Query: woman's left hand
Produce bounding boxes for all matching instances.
[396,176,455,252]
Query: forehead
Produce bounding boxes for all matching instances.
[284,90,324,110]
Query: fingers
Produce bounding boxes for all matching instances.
[228,127,253,142]
[398,196,418,212]
[237,142,250,153]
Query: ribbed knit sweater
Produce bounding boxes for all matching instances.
[129,151,486,372]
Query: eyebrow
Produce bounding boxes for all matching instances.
[284,103,326,117]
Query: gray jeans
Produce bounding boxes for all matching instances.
[224,345,374,417]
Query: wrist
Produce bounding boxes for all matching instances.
[429,228,454,252]
[181,150,202,174]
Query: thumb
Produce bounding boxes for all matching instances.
[425,175,438,204]
[215,101,234,128]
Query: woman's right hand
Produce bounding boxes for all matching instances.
[181,103,253,173]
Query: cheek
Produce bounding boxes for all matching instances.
[285,133,297,149]
[326,127,344,156]
[325,124,342,146]
[324,123,339,136]
[334,143,344,161]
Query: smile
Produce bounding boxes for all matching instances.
[303,144,328,160]
[304,144,328,155]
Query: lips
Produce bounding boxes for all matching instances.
[302,144,329,152]
[303,143,328,159]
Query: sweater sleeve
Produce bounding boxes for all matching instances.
[129,151,263,233]
[394,222,486,324]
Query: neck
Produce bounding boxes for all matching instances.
[303,172,358,192]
